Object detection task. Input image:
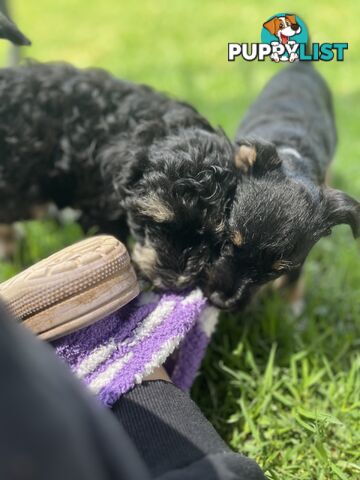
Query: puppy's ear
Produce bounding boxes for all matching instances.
[234,141,282,175]
[323,188,360,238]
[263,17,280,35]
[0,12,31,46]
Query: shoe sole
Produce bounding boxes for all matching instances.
[0,235,139,340]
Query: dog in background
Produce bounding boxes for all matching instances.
[0,8,29,260]
[0,60,358,310]
[206,62,359,310]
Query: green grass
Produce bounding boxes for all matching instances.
[1,1,359,478]
[193,227,360,479]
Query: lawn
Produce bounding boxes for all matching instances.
[1,1,359,478]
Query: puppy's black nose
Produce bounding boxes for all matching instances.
[291,23,299,31]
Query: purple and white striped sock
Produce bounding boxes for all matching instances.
[53,288,218,406]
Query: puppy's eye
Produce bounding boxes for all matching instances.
[279,23,284,28]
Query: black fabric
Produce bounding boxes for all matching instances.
[0,302,265,479]
[0,302,150,480]
[113,382,265,479]
[158,453,266,480]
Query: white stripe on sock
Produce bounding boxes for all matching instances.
[181,288,204,305]
[127,288,203,348]
[84,289,205,396]
[76,339,117,379]
[126,299,176,347]
[76,299,175,378]
[133,334,183,385]
[88,351,134,394]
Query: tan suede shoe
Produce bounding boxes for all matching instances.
[0,235,139,340]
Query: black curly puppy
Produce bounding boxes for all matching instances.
[0,62,238,292]
[0,61,358,310]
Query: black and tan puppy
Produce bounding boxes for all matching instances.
[206,62,359,309]
[0,61,358,309]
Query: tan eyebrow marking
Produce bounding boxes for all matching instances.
[137,193,174,223]
[231,230,244,247]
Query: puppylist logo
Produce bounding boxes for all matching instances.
[228,13,348,62]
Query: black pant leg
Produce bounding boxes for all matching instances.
[113,381,266,480]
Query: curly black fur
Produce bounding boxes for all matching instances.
[0,62,238,292]
[0,61,358,310]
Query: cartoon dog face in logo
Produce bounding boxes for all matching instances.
[263,14,301,44]
[263,14,302,62]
